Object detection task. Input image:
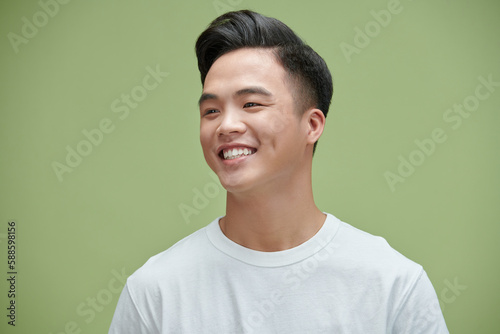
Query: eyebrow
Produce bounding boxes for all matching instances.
[198,86,273,106]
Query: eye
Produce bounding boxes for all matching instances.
[203,109,219,116]
[244,102,260,108]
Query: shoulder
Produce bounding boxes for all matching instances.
[126,219,218,292]
[327,216,444,327]
[326,215,424,294]
[335,218,422,272]
[108,221,220,333]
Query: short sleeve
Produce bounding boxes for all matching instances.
[108,283,155,334]
[391,270,449,334]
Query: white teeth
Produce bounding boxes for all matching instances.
[222,147,255,160]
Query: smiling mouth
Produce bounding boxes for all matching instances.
[220,147,257,160]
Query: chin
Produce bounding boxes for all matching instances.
[216,171,254,194]
[217,174,243,192]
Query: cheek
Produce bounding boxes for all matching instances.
[199,123,213,146]
[200,136,217,169]
[262,112,298,144]
[199,131,215,163]
[268,115,287,135]
[257,111,289,140]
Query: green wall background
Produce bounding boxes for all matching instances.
[1,0,499,333]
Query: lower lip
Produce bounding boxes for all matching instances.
[220,152,256,165]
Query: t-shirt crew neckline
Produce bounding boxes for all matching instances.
[205,213,341,267]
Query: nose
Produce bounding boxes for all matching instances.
[216,110,246,137]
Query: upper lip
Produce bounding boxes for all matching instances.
[216,143,257,156]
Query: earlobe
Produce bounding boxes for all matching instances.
[306,108,325,144]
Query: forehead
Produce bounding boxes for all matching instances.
[203,48,288,93]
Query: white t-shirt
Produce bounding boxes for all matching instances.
[109,213,448,333]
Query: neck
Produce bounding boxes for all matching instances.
[220,169,325,252]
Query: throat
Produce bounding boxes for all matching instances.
[222,198,326,252]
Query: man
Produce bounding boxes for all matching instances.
[109,10,448,333]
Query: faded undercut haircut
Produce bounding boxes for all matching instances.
[195,10,333,153]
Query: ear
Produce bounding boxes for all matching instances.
[305,108,325,145]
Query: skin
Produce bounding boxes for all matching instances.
[199,47,326,252]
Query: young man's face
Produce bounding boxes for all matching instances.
[199,48,315,195]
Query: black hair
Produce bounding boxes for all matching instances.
[195,10,333,152]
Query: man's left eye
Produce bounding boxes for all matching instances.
[244,102,260,108]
